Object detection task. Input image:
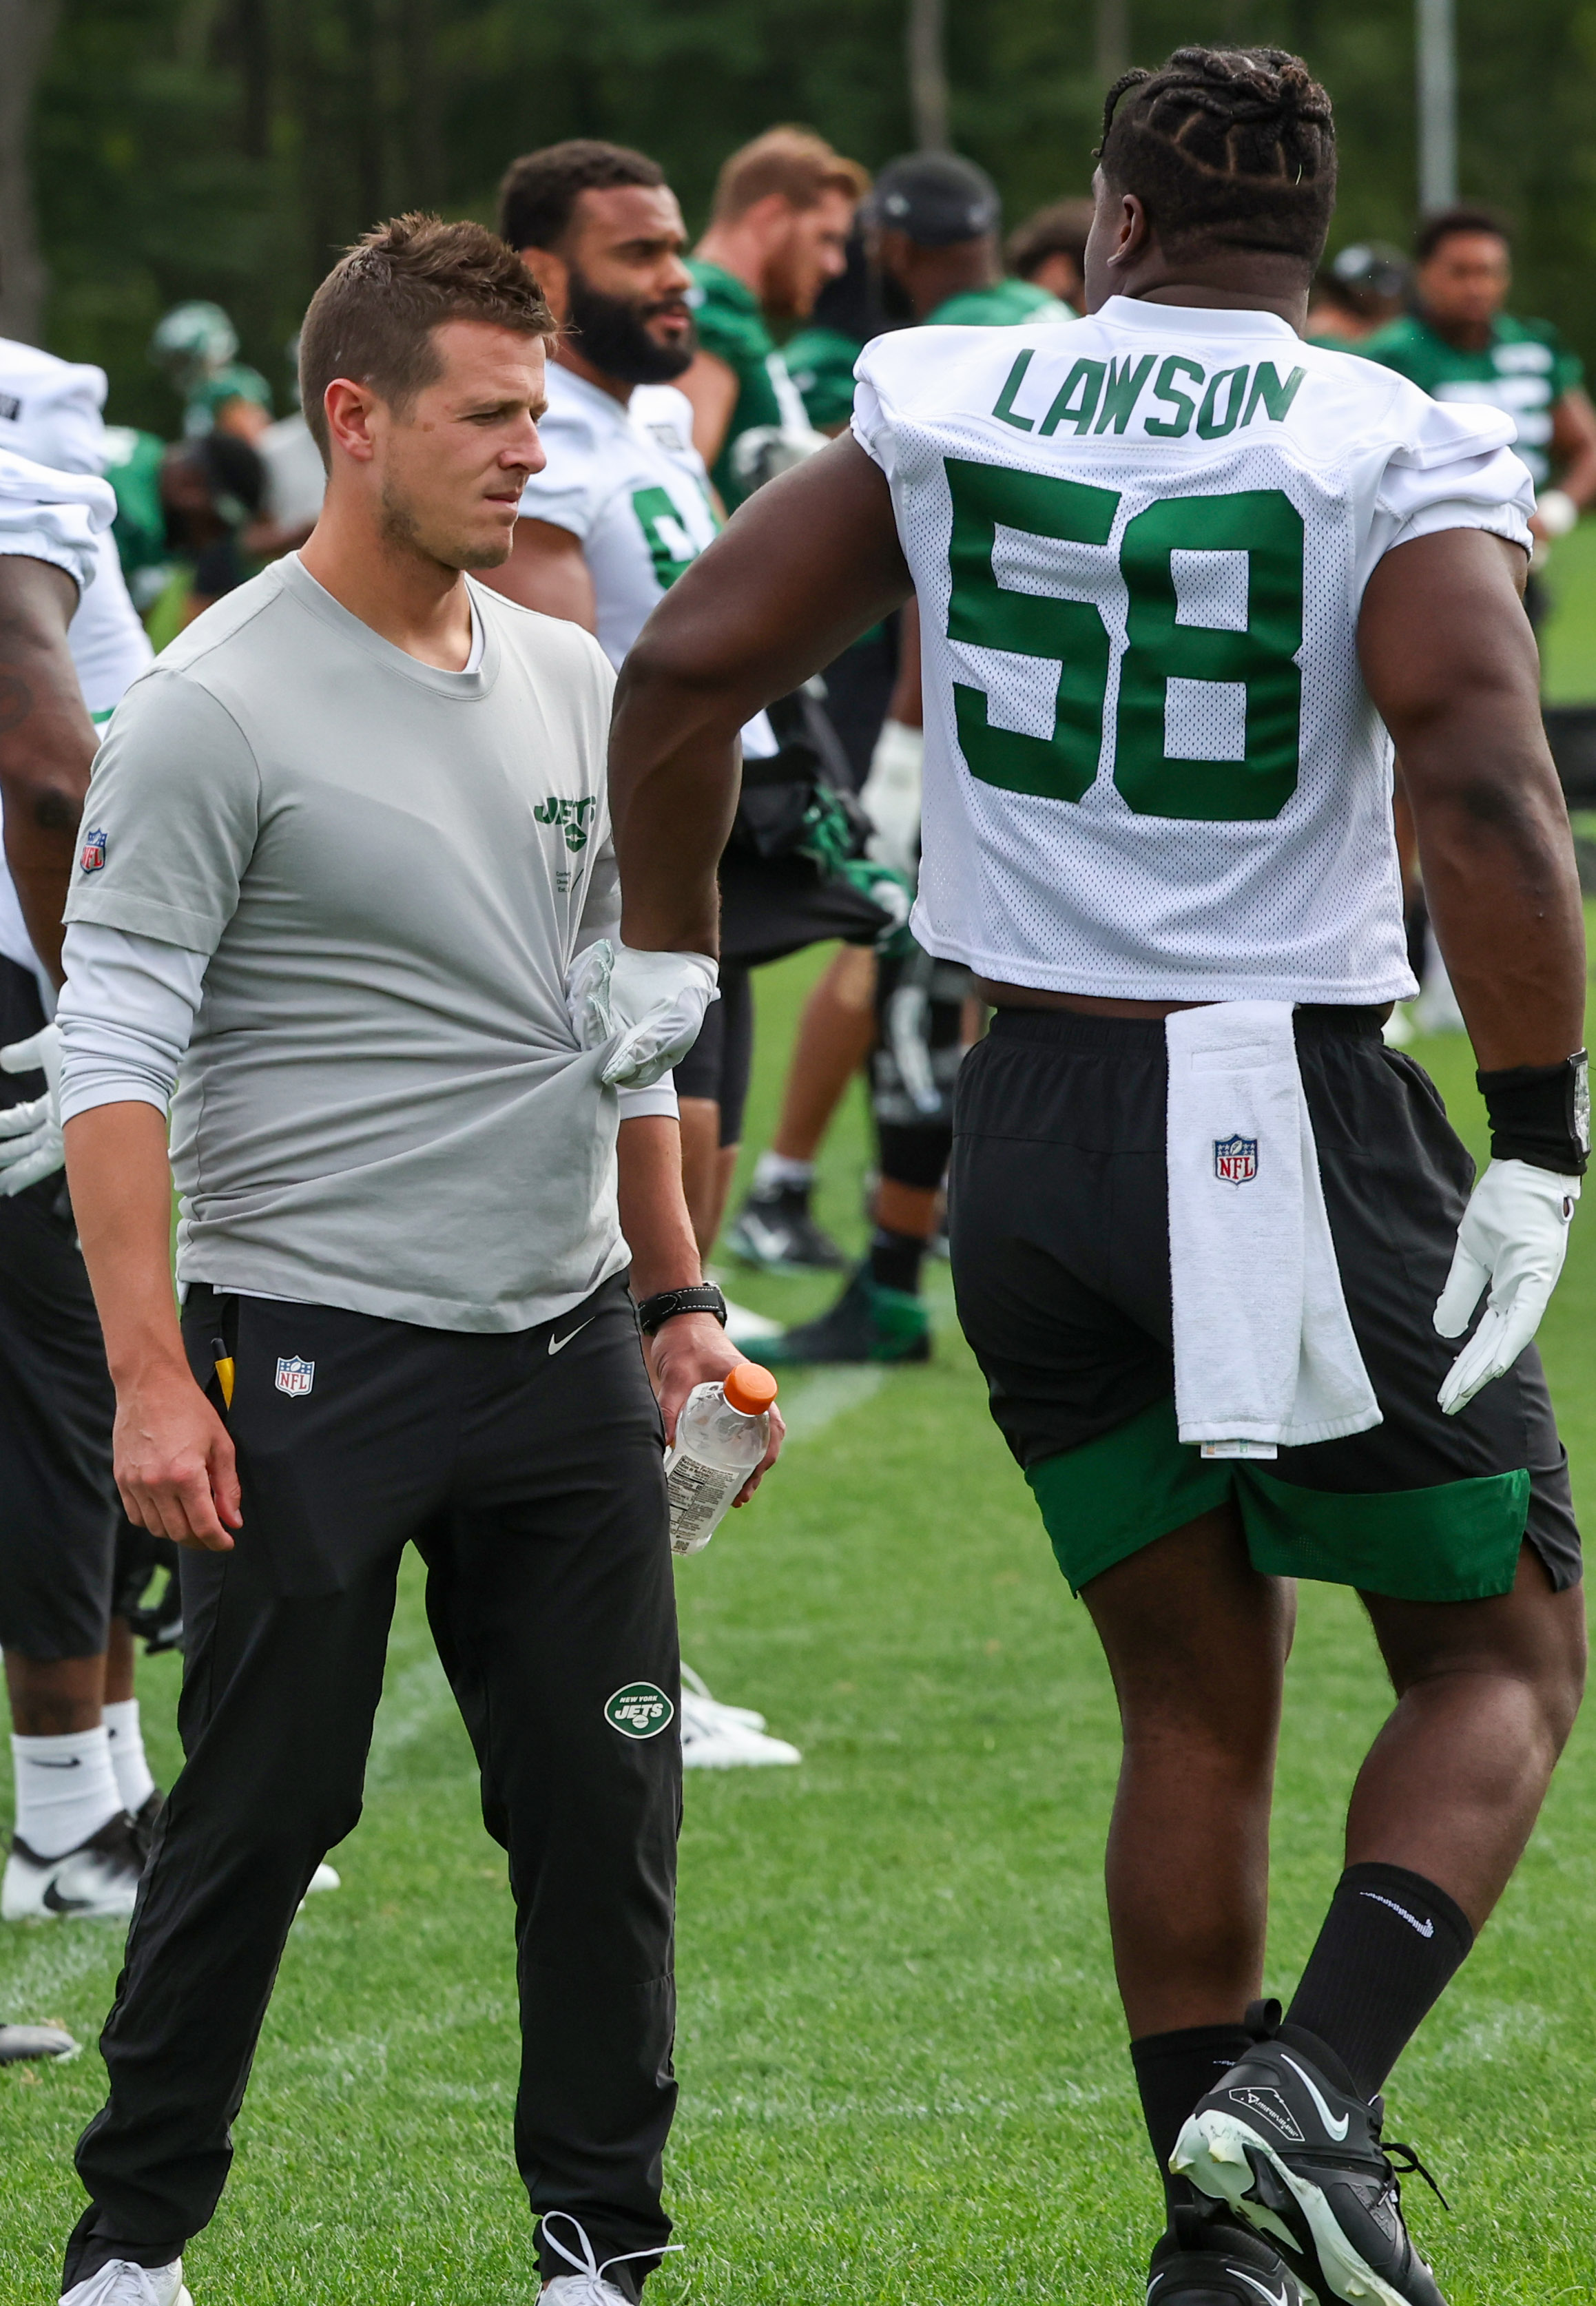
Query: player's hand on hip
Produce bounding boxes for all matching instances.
[113,1362,242,1549]
[1433,1158,1580,1415]
[566,939,718,1089]
[645,1311,785,1504]
[0,1021,64,1193]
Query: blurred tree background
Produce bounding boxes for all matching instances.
[11,0,1596,432]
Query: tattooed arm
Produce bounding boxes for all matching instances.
[0,557,96,984]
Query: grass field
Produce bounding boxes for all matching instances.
[5,948,1596,2303]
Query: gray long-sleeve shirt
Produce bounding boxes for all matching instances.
[64,553,654,1333]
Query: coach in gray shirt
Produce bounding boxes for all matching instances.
[54,216,774,2306]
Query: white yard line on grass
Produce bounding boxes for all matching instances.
[778,1365,885,1445]
[366,1652,455,1784]
[0,1918,118,2022]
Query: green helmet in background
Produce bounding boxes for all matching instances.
[147,300,239,394]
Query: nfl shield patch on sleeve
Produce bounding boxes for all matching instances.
[79,827,106,873]
[275,1355,315,1397]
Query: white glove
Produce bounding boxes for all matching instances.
[860,720,924,878]
[0,1021,63,1194]
[1433,1158,1579,1414]
[566,940,718,1090]
[1535,485,1579,539]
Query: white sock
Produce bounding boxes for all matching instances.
[753,1152,813,1193]
[103,1698,156,1815]
[10,1727,123,1860]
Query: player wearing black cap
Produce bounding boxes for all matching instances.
[1305,241,1411,347]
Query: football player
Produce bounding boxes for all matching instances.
[0,344,160,1924]
[606,45,1587,2306]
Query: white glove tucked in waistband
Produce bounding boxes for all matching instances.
[0,1021,63,1194]
[566,941,718,1090]
[1433,1158,1579,1414]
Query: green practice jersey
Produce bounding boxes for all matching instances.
[1358,311,1582,488]
[783,324,866,433]
[686,259,811,507]
[926,278,1072,329]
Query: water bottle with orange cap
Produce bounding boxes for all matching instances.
[664,1362,779,1556]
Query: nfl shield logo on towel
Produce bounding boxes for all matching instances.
[275,1354,315,1397]
[1214,1134,1258,1186]
[79,827,106,873]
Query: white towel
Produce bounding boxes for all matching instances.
[1165,1002,1380,1455]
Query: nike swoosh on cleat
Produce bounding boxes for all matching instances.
[1360,1889,1434,1938]
[548,1319,594,1355]
[738,1217,787,1260]
[41,1880,92,1914]
[1279,2050,1351,2142]
[1232,2274,1289,2306]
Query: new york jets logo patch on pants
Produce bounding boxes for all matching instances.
[605,1683,674,1738]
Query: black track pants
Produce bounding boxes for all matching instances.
[72,1272,681,2278]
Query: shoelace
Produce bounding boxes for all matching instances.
[541,2210,683,2305]
[1382,2139,1451,2215]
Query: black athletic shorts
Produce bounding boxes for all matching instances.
[949,1005,1580,1604]
[674,964,754,1148]
[0,957,126,1657]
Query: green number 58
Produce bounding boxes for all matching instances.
[944,457,1305,822]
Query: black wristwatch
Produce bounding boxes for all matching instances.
[635,1283,728,1337]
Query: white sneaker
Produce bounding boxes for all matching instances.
[721,1297,784,1344]
[679,1694,800,1768]
[0,2020,77,2063]
[3,1814,143,1921]
[539,2210,678,2305]
[680,1662,766,1732]
[308,1861,340,1893]
[61,2258,191,2305]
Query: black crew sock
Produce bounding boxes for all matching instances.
[1130,2023,1254,2203]
[869,1225,924,1296]
[1285,1862,1474,2100]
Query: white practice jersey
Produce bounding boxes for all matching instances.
[519,364,776,755]
[853,297,1535,1003]
[0,445,118,999]
[0,337,152,720]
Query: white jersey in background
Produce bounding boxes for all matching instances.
[0,338,153,721]
[0,446,119,1007]
[519,363,777,754]
[853,298,1534,1004]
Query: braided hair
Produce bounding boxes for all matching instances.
[1098,47,1336,266]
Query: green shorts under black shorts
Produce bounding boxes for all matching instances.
[948,1006,1580,1605]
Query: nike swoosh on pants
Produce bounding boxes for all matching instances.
[548,1318,594,1355]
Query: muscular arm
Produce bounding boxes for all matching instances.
[0,557,96,983]
[63,1100,240,1548]
[674,351,740,472]
[1358,527,1585,1068]
[616,1112,781,1486]
[475,517,599,630]
[1548,386,1596,513]
[610,435,911,951]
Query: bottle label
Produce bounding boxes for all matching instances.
[665,1451,742,1555]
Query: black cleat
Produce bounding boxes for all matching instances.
[1172,2002,1448,2306]
[759,1264,931,1364]
[726,1182,847,1273]
[130,1787,165,1863]
[1148,2201,1319,2306]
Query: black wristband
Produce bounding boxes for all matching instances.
[1476,1049,1590,1176]
[635,1283,727,1336]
